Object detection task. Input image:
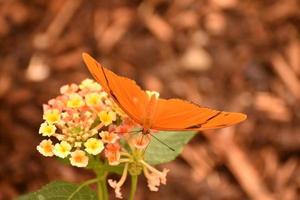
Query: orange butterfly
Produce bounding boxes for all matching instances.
[82,53,246,135]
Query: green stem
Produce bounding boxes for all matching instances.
[97,179,103,200]
[91,156,109,200]
[67,178,99,200]
[97,173,108,200]
[129,175,138,200]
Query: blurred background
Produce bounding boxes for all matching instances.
[0,0,300,199]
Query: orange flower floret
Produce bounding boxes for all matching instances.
[70,150,88,168]
[37,139,54,157]
[105,143,121,166]
[100,131,119,144]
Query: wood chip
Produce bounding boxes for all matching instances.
[181,46,212,71]
[206,128,275,200]
[33,0,82,50]
[0,73,11,98]
[204,12,226,35]
[287,40,300,76]
[210,0,237,9]
[139,3,174,43]
[96,8,134,53]
[254,92,291,122]
[26,54,50,82]
[181,144,216,182]
[271,53,300,100]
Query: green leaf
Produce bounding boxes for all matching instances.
[18,181,97,200]
[144,131,196,165]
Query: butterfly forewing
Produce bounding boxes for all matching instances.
[82,53,148,125]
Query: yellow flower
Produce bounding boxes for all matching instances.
[70,150,89,168]
[53,141,72,158]
[85,93,103,107]
[84,138,104,155]
[99,111,116,126]
[67,94,84,108]
[39,122,56,137]
[146,90,160,99]
[99,131,119,144]
[43,109,60,124]
[37,139,54,157]
[79,79,101,91]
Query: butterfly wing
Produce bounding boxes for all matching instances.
[82,53,148,124]
[151,98,246,131]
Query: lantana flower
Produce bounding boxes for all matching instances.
[98,110,117,126]
[53,141,72,158]
[84,138,104,155]
[99,131,119,144]
[37,139,54,157]
[67,93,85,108]
[43,109,61,124]
[79,78,102,91]
[39,122,56,137]
[107,135,169,198]
[105,143,121,166]
[70,150,89,168]
[37,79,169,197]
[38,79,121,167]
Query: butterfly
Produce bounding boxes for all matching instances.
[82,53,246,135]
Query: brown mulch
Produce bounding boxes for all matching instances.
[0,0,299,199]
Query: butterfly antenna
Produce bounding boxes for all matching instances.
[139,133,145,145]
[114,129,142,134]
[142,137,151,154]
[149,132,175,152]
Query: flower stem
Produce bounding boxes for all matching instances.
[67,178,99,200]
[96,171,108,200]
[129,175,138,200]
[92,156,109,200]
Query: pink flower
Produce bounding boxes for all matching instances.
[100,131,119,144]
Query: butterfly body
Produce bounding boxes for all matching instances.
[82,53,247,133]
[142,93,159,132]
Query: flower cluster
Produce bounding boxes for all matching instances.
[37,79,169,198]
[107,136,170,198]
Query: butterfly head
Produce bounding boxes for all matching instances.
[142,128,151,135]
